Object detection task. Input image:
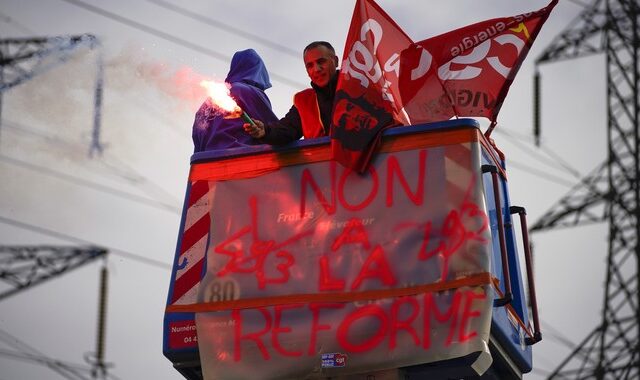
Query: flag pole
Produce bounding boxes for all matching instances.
[484,120,505,162]
[484,120,497,139]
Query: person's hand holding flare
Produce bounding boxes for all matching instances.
[243,119,265,138]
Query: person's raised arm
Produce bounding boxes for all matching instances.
[244,105,304,145]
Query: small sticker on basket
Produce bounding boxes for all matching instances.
[321,353,347,368]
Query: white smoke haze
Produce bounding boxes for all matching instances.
[1,40,195,221]
[106,44,219,111]
[4,51,96,143]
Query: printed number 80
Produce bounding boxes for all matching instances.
[207,279,239,302]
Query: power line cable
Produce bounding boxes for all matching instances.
[0,329,43,360]
[0,328,118,380]
[0,11,35,35]
[0,349,89,380]
[0,215,171,269]
[495,128,582,179]
[3,118,182,206]
[540,318,579,351]
[2,119,87,154]
[0,349,122,380]
[506,158,578,188]
[538,143,584,178]
[144,0,300,58]
[57,0,305,89]
[0,153,181,214]
[96,153,182,206]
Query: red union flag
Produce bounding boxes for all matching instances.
[331,0,413,173]
[399,0,558,125]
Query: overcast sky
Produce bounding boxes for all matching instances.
[0,1,609,379]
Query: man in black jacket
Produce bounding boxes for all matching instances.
[243,41,339,144]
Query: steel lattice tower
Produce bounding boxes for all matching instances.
[0,34,104,155]
[0,34,110,379]
[0,246,110,379]
[531,0,639,378]
[0,245,106,300]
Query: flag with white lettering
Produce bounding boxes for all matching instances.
[331,0,413,173]
[399,0,558,124]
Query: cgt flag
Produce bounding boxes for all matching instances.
[399,0,558,127]
[331,0,413,173]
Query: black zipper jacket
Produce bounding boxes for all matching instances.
[261,71,339,145]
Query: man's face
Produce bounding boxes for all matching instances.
[304,45,338,88]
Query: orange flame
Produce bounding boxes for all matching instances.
[199,80,241,117]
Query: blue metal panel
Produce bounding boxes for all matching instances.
[480,149,533,374]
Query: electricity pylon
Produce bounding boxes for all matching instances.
[0,245,106,300]
[531,0,639,378]
[0,34,104,155]
[0,245,110,378]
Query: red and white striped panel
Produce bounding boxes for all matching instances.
[170,180,212,305]
[444,141,488,274]
[444,142,474,208]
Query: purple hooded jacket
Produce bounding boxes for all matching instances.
[192,49,278,152]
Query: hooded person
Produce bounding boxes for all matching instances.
[192,49,279,152]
